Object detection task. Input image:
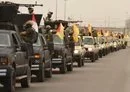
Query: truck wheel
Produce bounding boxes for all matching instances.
[21,66,31,88]
[60,58,67,74]
[81,56,85,66]
[91,54,96,62]
[103,51,105,56]
[37,63,45,82]
[82,59,85,66]
[96,53,99,60]
[78,58,82,67]
[67,60,73,71]
[99,52,102,58]
[45,68,52,78]
[5,71,15,92]
[45,61,52,78]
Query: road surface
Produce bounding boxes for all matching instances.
[1,48,130,92]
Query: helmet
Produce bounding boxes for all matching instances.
[47,11,53,15]
[23,20,33,30]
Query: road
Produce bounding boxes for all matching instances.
[2,48,130,92]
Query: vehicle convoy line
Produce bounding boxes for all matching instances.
[0,1,128,92]
[14,48,130,92]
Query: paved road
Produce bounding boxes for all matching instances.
[2,48,130,92]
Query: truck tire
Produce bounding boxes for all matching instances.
[91,54,96,62]
[78,58,82,67]
[96,53,99,60]
[45,68,52,78]
[81,56,85,66]
[37,63,45,82]
[67,60,73,71]
[21,66,31,88]
[60,58,67,74]
[45,59,52,78]
[82,59,84,66]
[99,51,102,58]
[5,71,15,92]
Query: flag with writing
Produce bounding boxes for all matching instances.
[72,24,79,42]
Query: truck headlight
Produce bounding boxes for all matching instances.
[88,48,93,51]
[34,53,41,59]
[101,45,104,48]
[114,42,117,46]
[74,50,79,54]
[58,55,62,58]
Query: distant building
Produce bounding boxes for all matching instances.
[93,27,125,34]
[125,19,130,36]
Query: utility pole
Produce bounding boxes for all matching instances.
[104,17,107,27]
[56,0,58,20]
[108,16,110,27]
[64,0,68,20]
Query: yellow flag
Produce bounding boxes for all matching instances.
[88,24,92,35]
[56,23,64,39]
[72,24,79,42]
[97,30,102,37]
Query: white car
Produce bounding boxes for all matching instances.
[82,36,99,62]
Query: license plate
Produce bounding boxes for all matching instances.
[0,73,6,76]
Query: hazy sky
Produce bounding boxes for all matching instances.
[5,0,130,27]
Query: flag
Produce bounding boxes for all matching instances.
[104,30,109,37]
[32,13,38,32]
[97,30,102,37]
[88,24,92,36]
[72,24,79,42]
[32,13,36,22]
[56,23,64,39]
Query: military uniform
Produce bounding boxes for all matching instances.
[20,21,38,57]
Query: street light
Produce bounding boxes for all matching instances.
[56,0,58,20]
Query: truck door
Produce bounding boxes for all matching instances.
[40,35,50,68]
[12,33,27,76]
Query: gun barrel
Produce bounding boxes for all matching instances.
[0,1,43,7]
[17,4,43,7]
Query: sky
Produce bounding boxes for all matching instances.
[4,0,130,27]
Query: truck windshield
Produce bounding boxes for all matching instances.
[33,37,41,46]
[53,35,64,45]
[0,33,11,46]
[83,38,93,45]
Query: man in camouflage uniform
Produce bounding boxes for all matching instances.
[45,11,53,22]
[20,21,38,58]
[68,30,75,56]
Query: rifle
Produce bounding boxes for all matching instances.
[0,1,43,8]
